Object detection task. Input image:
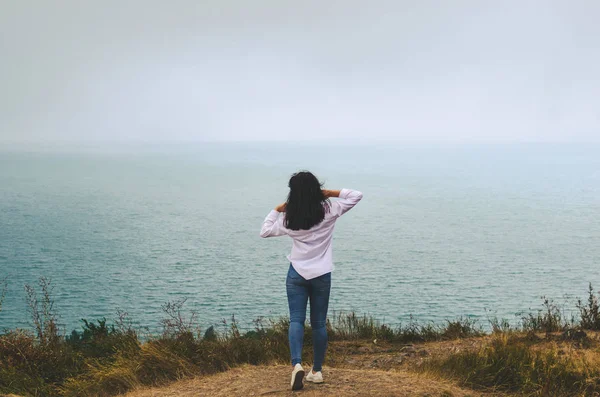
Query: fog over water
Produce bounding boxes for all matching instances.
[1,1,599,144]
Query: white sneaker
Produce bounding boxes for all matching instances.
[290,363,305,391]
[306,369,324,383]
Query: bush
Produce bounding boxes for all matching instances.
[442,318,482,339]
[328,312,482,343]
[0,329,81,396]
[578,283,600,331]
[0,276,6,314]
[487,316,512,334]
[66,318,139,359]
[25,277,60,345]
[422,333,600,395]
[521,297,570,333]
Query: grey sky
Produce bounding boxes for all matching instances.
[1,0,599,144]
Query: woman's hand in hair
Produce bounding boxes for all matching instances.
[322,189,341,198]
[275,203,287,212]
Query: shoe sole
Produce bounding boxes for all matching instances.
[292,370,305,391]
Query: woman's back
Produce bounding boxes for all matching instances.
[260,188,363,279]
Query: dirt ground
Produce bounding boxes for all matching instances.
[122,364,491,397]
[2,333,596,396]
[123,338,501,397]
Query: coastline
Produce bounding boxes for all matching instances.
[1,281,600,396]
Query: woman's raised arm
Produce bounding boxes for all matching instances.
[328,188,363,217]
[260,208,288,238]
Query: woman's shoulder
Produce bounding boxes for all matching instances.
[324,200,339,215]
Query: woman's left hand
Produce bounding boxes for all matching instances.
[275,203,287,212]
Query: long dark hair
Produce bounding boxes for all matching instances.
[284,171,329,230]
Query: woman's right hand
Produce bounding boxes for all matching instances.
[322,189,341,198]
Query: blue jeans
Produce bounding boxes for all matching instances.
[286,264,331,372]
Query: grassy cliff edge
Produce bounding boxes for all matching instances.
[1,279,600,396]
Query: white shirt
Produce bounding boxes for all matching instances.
[260,188,363,280]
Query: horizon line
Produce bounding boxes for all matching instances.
[2,139,600,147]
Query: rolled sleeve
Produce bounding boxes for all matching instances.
[260,210,287,238]
[330,188,363,217]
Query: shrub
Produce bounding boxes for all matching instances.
[488,317,513,334]
[577,283,600,331]
[327,312,482,343]
[66,318,139,360]
[422,333,600,395]
[160,298,201,339]
[25,277,60,345]
[521,297,569,333]
[442,318,482,339]
[0,329,81,396]
[329,312,394,340]
[0,276,6,314]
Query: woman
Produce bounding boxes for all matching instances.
[260,171,363,391]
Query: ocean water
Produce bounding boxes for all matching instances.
[1,143,599,333]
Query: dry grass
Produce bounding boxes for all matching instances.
[2,279,600,396]
[121,331,600,397]
[421,331,600,396]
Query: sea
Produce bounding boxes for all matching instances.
[1,142,599,333]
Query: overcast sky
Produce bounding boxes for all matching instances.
[1,0,599,144]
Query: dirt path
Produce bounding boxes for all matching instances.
[123,364,493,397]
[122,339,500,396]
